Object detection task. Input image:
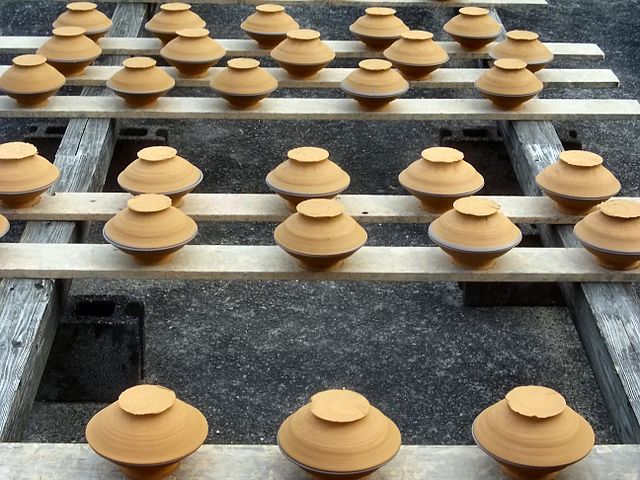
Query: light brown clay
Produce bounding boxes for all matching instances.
[241,4,300,48]
[160,28,225,77]
[278,389,401,478]
[0,214,9,238]
[271,29,336,78]
[0,54,66,106]
[473,385,595,480]
[145,2,206,44]
[349,7,409,50]
[475,58,543,109]
[535,150,620,214]
[37,27,102,76]
[86,384,208,480]
[0,142,60,208]
[210,58,278,108]
[53,2,112,42]
[340,59,408,110]
[428,196,522,269]
[398,147,484,213]
[107,57,175,107]
[443,7,502,50]
[274,199,367,271]
[490,30,554,72]
[383,31,449,79]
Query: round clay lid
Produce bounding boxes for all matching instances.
[459,6,489,16]
[176,27,209,38]
[119,384,176,415]
[0,141,38,160]
[227,58,260,70]
[454,197,500,217]
[494,58,527,70]
[53,26,86,37]
[422,146,463,163]
[359,59,392,71]
[507,30,539,41]
[0,214,9,238]
[138,146,178,162]
[127,194,172,213]
[559,150,603,167]
[366,6,396,15]
[12,54,47,67]
[257,4,285,13]
[286,29,321,41]
[67,1,97,11]
[600,199,640,219]
[123,56,156,69]
[288,146,329,163]
[506,386,566,418]
[310,389,371,422]
[297,198,345,218]
[401,30,434,41]
[161,2,191,11]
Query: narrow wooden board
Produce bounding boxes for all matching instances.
[71,0,548,7]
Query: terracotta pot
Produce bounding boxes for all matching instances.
[443,7,502,50]
[0,54,66,107]
[241,4,300,48]
[383,30,449,79]
[475,58,543,109]
[160,28,225,77]
[399,147,484,213]
[37,26,102,76]
[535,150,620,214]
[490,30,554,72]
[0,214,9,238]
[274,199,367,271]
[145,2,206,44]
[210,58,278,108]
[266,146,350,211]
[574,199,640,270]
[340,59,408,109]
[349,7,409,49]
[428,196,522,269]
[53,2,112,42]
[103,194,198,264]
[278,389,401,479]
[118,146,203,207]
[107,57,175,107]
[86,384,208,480]
[473,385,595,480]
[0,142,60,208]
[271,29,336,78]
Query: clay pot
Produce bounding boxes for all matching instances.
[266,146,350,211]
[37,27,102,76]
[103,194,198,264]
[0,54,66,107]
[118,146,203,207]
[428,196,522,269]
[210,58,278,108]
[443,7,502,50]
[535,150,620,214]
[160,28,225,77]
[0,214,8,238]
[574,199,640,270]
[475,58,543,109]
[86,384,208,480]
[241,4,300,48]
[274,199,367,271]
[107,57,175,107]
[0,142,60,208]
[53,2,112,42]
[145,2,206,44]
[399,147,484,213]
[271,29,336,78]
[473,385,595,480]
[340,59,409,109]
[278,389,401,479]
[349,7,409,49]
[383,30,449,79]
[490,30,554,72]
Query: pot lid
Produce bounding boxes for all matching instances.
[210,58,278,96]
[574,199,640,254]
[0,54,66,95]
[0,142,60,194]
[475,58,543,97]
[443,7,502,39]
[341,59,408,98]
[0,214,9,238]
[490,29,554,66]
[54,2,113,34]
[241,4,299,35]
[271,29,335,66]
[107,57,175,95]
[277,389,401,473]
[472,386,595,468]
[383,30,449,66]
[160,28,225,63]
[37,27,102,63]
[86,384,208,467]
[350,7,409,39]
[145,3,206,34]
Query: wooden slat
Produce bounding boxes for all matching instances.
[72,0,549,7]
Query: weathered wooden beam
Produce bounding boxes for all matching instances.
[66,0,548,6]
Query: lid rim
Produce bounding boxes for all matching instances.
[429,225,522,254]
[119,170,203,197]
[103,227,198,252]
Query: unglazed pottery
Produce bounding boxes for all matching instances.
[443,7,502,50]
[37,27,102,76]
[349,7,409,49]
[399,147,484,212]
[278,389,401,479]
[145,3,206,44]
[118,146,203,207]
[428,196,522,269]
[103,194,197,263]
[160,28,225,77]
[0,214,8,238]
[53,2,112,42]
[0,54,65,106]
[107,57,175,107]
[383,30,449,79]
[535,150,620,214]
[274,199,367,270]
[473,385,595,480]
[574,199,640,270]
[475,58,543,109]
[0,142,60,208]
[340,59,408,109]
[490,30,553,72]
[86,384,208,480]
[271,29,335,78]
[210,58,278,108]
[241,4,300,48]
[266,146,350,210]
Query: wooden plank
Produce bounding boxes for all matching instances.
[68,0,549,7]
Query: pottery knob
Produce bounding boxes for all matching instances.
[422,146,464,163]
[286,28,321,41]
[228,58,260,70]
[507,30,539,41]
[123,56,157,69]
[0,141,38,160]
[256,3,285,13]
[459,6,489,16]
[401,30,434,41]
[288,146,329,163]
[310,389,371,423]
[558,149,602,167]
[366,6,396,16]
[175,27,210,38]
[12,54,47,68]
[493,58,528,71]
[505,386,567,419]
[67,1,98,11]
[138,145,178,162]
[161,2,192,12]
[127,193,173,213]
[359,58,392,72]
[297,198,345,218]
[599,199,640,219]
[118,384,177,415]
[453,196,500,217]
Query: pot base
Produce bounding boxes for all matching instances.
[391,62,444,80]
[581,245,640,271]
[480,92,539,110]
[297,258,344,272]
[499,464,560,480]
[346,95,398,110]
[448,34,497,50]
[245,31,287,49]
[119,461,180,480]
[218,93,271,109]
[351,33,398,50]
[275,61,330,79]
[167,59,220,78]
[48,59,96,77]
[417,196,458,213]
[0,191,45,209]
[440,246,511,270]
[113,90,171,108]
[6,90,60,107]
